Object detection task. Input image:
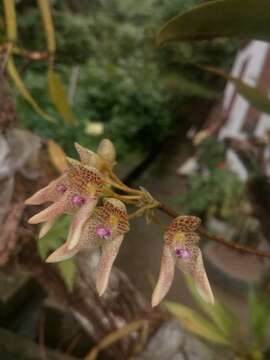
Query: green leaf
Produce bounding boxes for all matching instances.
[203,66,270,115]
[7,59,54,122]
[157,0,270,47]
[185,276,237,339]
[37,216,71,260]
[3,0,17,42]
[162,75,218,99]
[37,0,56,53]
[164,301,230,346]
[249,290,270,348]
[57,259,76,292]
[37,216,76,291]
[48,69,78,125]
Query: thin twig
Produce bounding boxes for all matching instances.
[157,203,270,259]
[0,43,50,60]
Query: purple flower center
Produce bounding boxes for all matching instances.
[96,227,112,240]
[72,195,86,206]
[56,184,67,193]
[175,247,191,259]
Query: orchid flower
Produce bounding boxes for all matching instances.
[45,198,129,296]
[25,162,105,250]
[152,215,214,307]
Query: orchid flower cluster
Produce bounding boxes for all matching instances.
[25,139,214,306]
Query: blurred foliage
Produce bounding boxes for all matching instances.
[2,0,237,158]
[38,215,76,291]
[166,278,270,359]
[180,137,245,219]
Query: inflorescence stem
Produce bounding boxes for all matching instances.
[109,172,270,259]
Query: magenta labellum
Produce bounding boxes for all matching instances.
[96,227,112,240]
[72,195,86,206]
[175,247,190,259]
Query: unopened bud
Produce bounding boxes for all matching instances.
[97,139,116,165]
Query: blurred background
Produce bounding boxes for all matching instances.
[1,0,270,359]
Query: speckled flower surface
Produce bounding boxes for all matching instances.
[25,139,130,295]
[26,163,104,250]
[152,215,214,307]
[46,198,129,295]
[26,139,214,303]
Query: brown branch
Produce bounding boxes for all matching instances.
[157,203,270,259]
[0,43,50,61]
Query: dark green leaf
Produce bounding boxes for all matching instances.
[249,290,270,348]
[157,0,270,47]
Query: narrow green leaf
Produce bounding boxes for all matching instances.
[162,74,218,99]
[3,0,17,42]
[157,0,270,47]
[37,0,56,53]
[7,58,54,122]
[48,69,78,125]
[249,290,270,348]
[185,276,237,339]
[57,259,76,292]
[203,66,270,115]
[37,216,71,260]
[164,301,230,346]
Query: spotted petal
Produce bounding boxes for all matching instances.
[67,198,98,250]
[39,219,56,239]
[46,242,78,263]
[25,176,67,205]
[152,245,175,307]
[96,234,124,296]
[176,246,214,304]
[28,191,71,224]
[152,215,213,307]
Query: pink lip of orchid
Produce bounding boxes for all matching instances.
[96,227,112,240]
[45,198,129,296]
[152,215,214,307]
[175,247,191,259]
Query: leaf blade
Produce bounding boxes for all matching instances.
[7,58,54,122]
[157,0,270,47]
[48,70,78,125]
[185,276,237,339]
[164,301,230,346]
[3,0,17,42]
[203,66,270,115]
[37,0,56,54]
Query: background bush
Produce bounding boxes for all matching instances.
[9,0,237,158]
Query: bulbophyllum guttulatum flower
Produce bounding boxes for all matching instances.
[25,139,116,244]
[26,138,214,303]
[46,198,129,296]
[152,215,214,307]
[26,163,104,251]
